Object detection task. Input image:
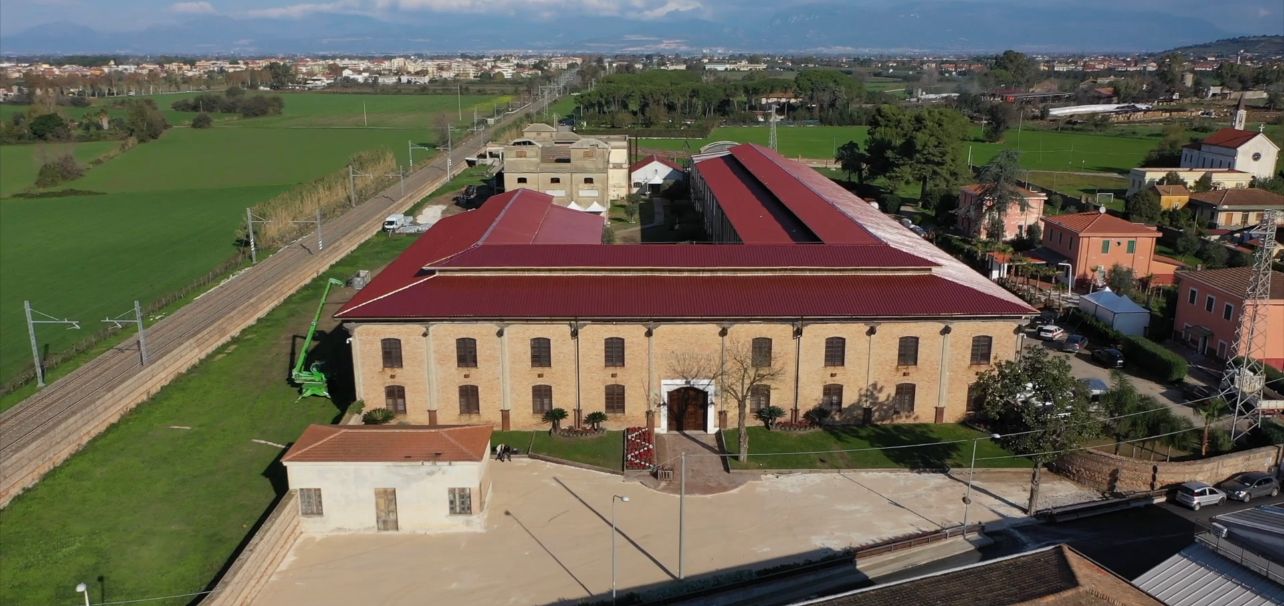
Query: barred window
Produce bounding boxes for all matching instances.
[604,337,625,367]
[530,338,551,368]
[299,488,323,516]
[750,384,771,412]
[381,338,403,369]
[824,337,846,367]
[448,487,472,515]
[752,337,773,368]
[605,384,625,414]
[456,338,478,368]
[970,336,993,365]
[897,336,919,367]
[822,384,844,413]
[532,385,553,413]
[893,383,917,414]
[385,385,407,414]
[458,385,480,415]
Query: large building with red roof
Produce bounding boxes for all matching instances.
[1037,209,1180,288]
[337,144,1036,433]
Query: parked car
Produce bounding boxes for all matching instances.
[1079,378,1109,401]
[1218,472,1281,502]
[1037,325,1067,341]
[1174,481,1227,511]
[1028,310,1058,328]
[1060,334,1088,353]
[1092,348,1125,368]
[1180,381,1214,402]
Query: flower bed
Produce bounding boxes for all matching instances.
[625,427,655,470]
[772,420,818,432]
[556,427,605,439]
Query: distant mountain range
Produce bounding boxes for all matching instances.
[1163,35,1284,57]
[0,2,1262,56]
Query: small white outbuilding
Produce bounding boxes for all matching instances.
[1077,288,1151,337]
[283,424,492,534]
[630,154,685,196]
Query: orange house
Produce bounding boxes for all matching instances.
[1038,210,1177,288]
[1173,267,1284,369]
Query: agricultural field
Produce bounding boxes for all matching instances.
[639,125,869,159]
[0,170,491,606]
[0,92,504,385]
[0,140,118,196]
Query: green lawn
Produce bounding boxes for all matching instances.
[493,430,624,471]
[0,172,493,605]
[0,92,507,385]
[1022,170,1128,202]
[722,424,1031,470]
[0,140,118,196]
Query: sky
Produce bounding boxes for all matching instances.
[1,0,1281,37]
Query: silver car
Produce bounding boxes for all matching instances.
[1175,481,1226,511]
[1218,472,1281,503]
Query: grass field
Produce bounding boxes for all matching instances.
[722,424,1030,470]
[492,430,624,470]
[0,170,492,606]
[0,140,118,196]
[0,92,505,385]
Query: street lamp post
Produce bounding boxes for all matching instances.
[612,495,630,603]
[75,582,89,606]
[961,433,1002,537]
[1057,262,1073,300]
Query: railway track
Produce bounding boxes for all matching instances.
[0,88,565,506]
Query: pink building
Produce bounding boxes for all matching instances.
[1174,267,1284,370]
[956,184,1046,241]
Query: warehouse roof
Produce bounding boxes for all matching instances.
[283,425,492,463]
[1134,543,1284,606]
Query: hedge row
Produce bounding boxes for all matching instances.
[1068,309,1188,383]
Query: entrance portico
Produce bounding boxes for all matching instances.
[658,379,718,434]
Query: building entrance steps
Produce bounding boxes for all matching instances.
[643,431,747,495]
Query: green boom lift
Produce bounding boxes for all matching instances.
[292,278,346,400]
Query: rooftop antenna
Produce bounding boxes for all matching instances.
[1223,210,1279,442]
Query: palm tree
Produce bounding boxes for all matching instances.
[543,408,569,434]
[585,411,607,431]
[1198,398,1227,457]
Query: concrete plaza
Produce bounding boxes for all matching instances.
[257,460,1096,606]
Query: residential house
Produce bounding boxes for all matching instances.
[1037,209,1177,288]
[336,145,1035,432]
[283,424,493,533]
[955,183,1046,241]
[1126,168,1252,196]
[1179,127,1280,182]
[629,155,685,196]
[1186,188,1284,230]
[1152,184,1191,210]
[502,123,629,212]
[1173,267,1284,368]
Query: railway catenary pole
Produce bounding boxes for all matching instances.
[24,301,80,388]
[101,301,149,366]
[245,208,271,264]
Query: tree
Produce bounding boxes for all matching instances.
[584,411,607,430]
[29,112,69,141]
[1198,398,1227,457]
[122,99,169,142]
[1192,172,1214,193]
[1126,189,1162,224]
[988,50,1039,88]
[755,406,786,430]
[976,150,1027,241]
[265,62,294,89]
[1142,124,1190,167]
[834,140,867,184]
[543,407,569,433]
[983,102,1017,142]
[1106,264,1139,298]
[973,347,1099,513]
[34,154,84,187]
[1158,172,1185,186]
[191,112,213,129]
[1197,240,1228,268]
[717,339,784,463]
[1175,222,1202,255]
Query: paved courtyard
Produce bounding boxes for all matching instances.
[257,460,1095,606]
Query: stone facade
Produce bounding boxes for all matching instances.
[502,123,628,208]
[1053,444,1282,494]
[349,318,1023,431]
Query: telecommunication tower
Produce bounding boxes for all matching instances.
[1223,209,1280,441]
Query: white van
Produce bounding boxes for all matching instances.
[382,214,408,231]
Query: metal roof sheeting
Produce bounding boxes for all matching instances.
[433,244,937,270]
[1134,543,1284,606]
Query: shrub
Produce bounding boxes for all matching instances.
[29,113,70,141]
[191,112,213,129]
[804,406,832,425]
[362,408,396,425]
[542,407,569,432]
[1121,336,1188,383]
[34,155,84,188]
[755,405,786,430]
[585,411,608,430]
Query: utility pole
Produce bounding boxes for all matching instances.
[363,100,368,127]
[292,209,323,252]
[446,125,453,178]
[102,301,149,366]
[457,84,462,121]
[679,452,686,579]
[348,164,357,207]
[1225,210,1279,441]
[408,140,434,170]
[24,301,80,388]
[244,208,272,264]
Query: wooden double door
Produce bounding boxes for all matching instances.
[667,387,708,432]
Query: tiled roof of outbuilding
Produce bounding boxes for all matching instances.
[283,425,492,463]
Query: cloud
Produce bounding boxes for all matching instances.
[378,0,704,20]
[170,1,216,13]
[247,1,361,18]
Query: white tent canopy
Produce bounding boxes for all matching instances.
[1077,288,1151,336]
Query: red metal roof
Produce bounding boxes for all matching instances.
[695,154,813,243]
[630,154,684,173]
[1041,212,1159,236]
[1200,128,1266,150]
[434,244,936,269]
[337,273,1033,320]
[283,425,492,463]
[728,144,881,244]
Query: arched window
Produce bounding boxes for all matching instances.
[750,384,771,412]
[824,337,846,367]
[456,337,478,368]
[530,338,551,368]
[822,384,844,412]
[381,338,403,369]
[532,385,553,413]
[897,336,919,367]
[605,384,625,414]
[604,337,625,367]
[970,336,993,366]
[751,337,773,368]
[385,385,407,414]
[458,385,480,415]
